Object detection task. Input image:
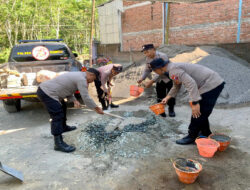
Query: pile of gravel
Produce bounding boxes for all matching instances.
[112,45,250,105]
[176,54,250,105]
[158,45,195,58]
[199,55,250,104]
[74,111,180,159]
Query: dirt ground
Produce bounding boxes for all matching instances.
[0,97,250,190]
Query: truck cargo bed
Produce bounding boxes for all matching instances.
[0,86,38,99]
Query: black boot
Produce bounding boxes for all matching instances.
[168,107,176,117]
[100,99,108,110]
[63,125,77,133]
[160,112,167,118]
[54,135,75,153]
[111,103,119,108]
[176,134,196,145]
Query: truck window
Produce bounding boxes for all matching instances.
[10,44,71,62]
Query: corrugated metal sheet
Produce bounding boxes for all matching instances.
[98,0,123,44]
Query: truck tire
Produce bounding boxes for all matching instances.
[3,99,21,113]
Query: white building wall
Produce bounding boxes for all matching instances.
[98,0,123,44]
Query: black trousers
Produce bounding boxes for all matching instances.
[188,82,225,138]
[94,80,107,104]
[37,87,67,136]
[156,80,175,109]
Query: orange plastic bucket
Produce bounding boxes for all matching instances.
[195,138,220,158]
[173,158,202,184]
[209,134,231,152]
[149,103,165,115]
[130,85,144,97]
[189,102,193,108]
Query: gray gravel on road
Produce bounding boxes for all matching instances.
[72,111,180,159]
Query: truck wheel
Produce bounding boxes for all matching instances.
[3,99,21,113]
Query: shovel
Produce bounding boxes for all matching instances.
[0,161,24,182]
[104,112,125,120]
[104,88,125,120]
[106,87,112,111]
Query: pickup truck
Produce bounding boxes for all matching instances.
[0,39,83,113]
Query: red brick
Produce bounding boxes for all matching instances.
[122,2,163,33]
[123,32,163,52]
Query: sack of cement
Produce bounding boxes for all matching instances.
[7,75,22,88]
[36,70,67,83]
[36,70,57,83]
[21,73,37,86]
[0,74,8,88]
[0,68,20,77]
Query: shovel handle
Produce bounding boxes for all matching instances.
[104,112,125,120]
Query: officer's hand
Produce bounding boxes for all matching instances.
[191,104,201,118]
[161,96,171,105]
[73,100,81,108]
[95,107,104,114]
[137,79,143,84]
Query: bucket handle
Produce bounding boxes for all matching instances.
[196,136,207,139]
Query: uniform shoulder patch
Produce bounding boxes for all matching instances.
[171,75,178,80]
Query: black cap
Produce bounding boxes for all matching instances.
[141,44,154,52]
[150,58,169,70]
[113,65,123,73]
[87,68,100,79]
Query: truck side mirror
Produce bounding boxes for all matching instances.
[73,53,78,58]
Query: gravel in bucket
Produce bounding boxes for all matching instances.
[210,134,231,142]
[174,158,200,172]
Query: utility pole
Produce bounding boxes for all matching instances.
[89,0,95,67]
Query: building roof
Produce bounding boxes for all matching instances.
[97,0,114,7]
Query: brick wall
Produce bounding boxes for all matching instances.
[168,0,250,45]
[120,0,250,51]
[122,1,163,51]
[241,0,250,42]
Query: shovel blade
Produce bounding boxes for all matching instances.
[0,162,24,182]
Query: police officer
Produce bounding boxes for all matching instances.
[137,44,175,117]
[37,68,104,153]
[150,58,225,145]
[95,64,123,110]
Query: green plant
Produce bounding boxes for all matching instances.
[0,48,11,64]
